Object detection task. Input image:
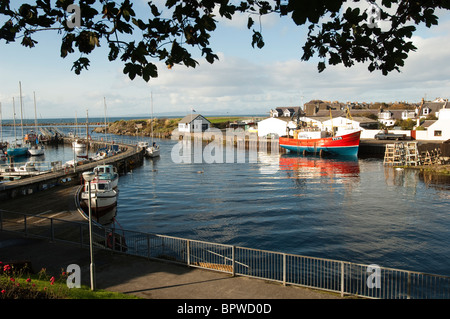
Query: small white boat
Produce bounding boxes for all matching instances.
[138,141,149,149]
[28,144,45,156]
[145,93,160,158]
[145,142,160,158]
[80,179,118,218]
[72,139,86,149]
[93,164,119,189]
[28,93,45,157]
[0,162,49,177]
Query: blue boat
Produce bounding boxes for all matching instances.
[6,145,29,157]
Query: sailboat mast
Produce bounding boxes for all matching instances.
[19,81,24,143]
[34,92,38,138]
[151,92,154,143]
[86,109,89,155]
[104,97,107,145]
[12,97,16,145]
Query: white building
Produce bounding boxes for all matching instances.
[415,105,450,141]
[378,110,396,126]
[421,108,450,141]
[257,117,295,137]
[178,114,211,133]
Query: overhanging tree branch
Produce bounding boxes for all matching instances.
[0,0,449,81]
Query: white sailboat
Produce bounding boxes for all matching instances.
[145,92,160,158]
[28,92,45,156]
[72,111,86,149]
[0,102,7,161]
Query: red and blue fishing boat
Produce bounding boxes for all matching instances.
[279,129,361,157]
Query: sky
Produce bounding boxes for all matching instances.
[0,1,449,119]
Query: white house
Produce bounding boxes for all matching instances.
[414,105,450,141]
[178,114,211,133]
[421,108,450,141]
[378,110,396,126]
[257,117,295,137]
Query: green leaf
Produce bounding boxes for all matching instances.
[251,30,264,49]
[142,62,158,81]
[247,17,254,29]
[71,57,90,75]
[317,61,326,72]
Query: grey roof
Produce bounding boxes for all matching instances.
[420,120,437,128]
[420,102,448,116]
[179,114,210,124]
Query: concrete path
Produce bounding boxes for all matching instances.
[0,231,342,300]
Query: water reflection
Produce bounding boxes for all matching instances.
[279,154,360,186]
[420,171,450,191]
[384,166,450,192]
[384,167,421,191]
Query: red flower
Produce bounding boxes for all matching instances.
[1,290,5,294]
[26,278,31,283]
[10,277,15,282]
[50,276,55,285]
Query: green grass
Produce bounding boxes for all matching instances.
[205,116,242,124]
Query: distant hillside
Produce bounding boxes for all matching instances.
[93,116,245,136]
[94,118,181,137]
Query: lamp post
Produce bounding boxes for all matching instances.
[82,171,95,291]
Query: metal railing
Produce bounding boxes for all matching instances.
[1,210,448,299]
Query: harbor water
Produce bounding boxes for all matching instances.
[1,125,449,277]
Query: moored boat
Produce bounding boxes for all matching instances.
[145,142,160,158]
[6,145,29,157]
[28,143,45,156]
[93,164,119,189]
[80,178,118,219]
[145,92,160,158]
[72,139,86,149]
[279,129,361,157]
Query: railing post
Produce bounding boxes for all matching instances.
[407,271,411,299]
[187,239,190,266]
[341,261,345,297]
[147,234,151,259]
[232,245,235,277]
[283,253,286,286]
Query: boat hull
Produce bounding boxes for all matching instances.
[145,146,160,158]
[28,145,45,156]
[279,131,361,157]
[6,147,29,157]
[80,190,118,217]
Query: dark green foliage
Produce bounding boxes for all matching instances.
[0,0,448,81]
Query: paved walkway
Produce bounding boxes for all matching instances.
[0,231,343,300]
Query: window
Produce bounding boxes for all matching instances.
[434,130,442,137]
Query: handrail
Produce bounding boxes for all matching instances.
[0,210,448,299]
